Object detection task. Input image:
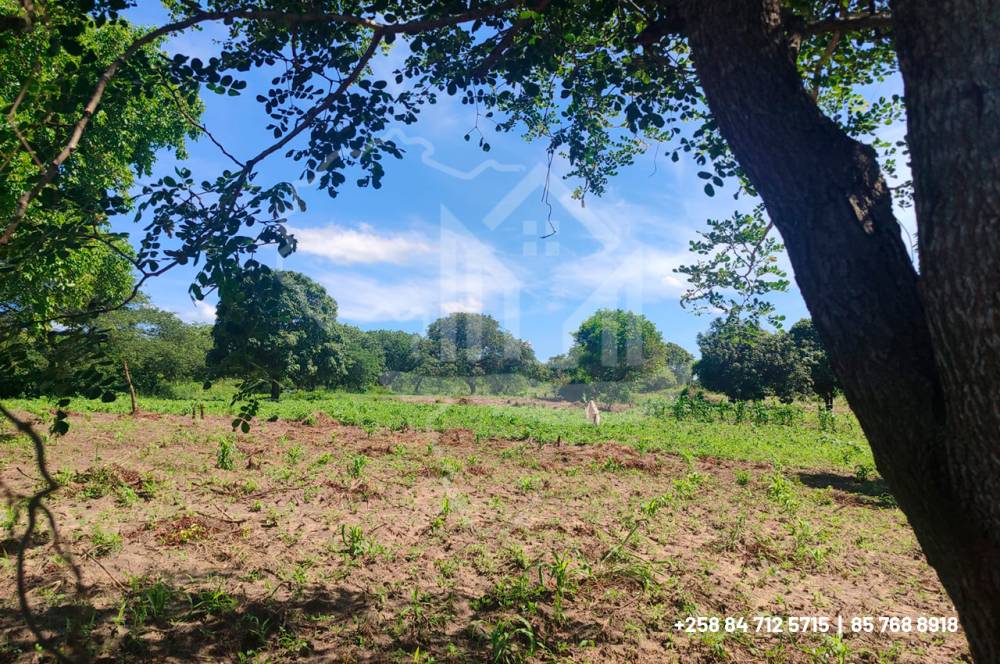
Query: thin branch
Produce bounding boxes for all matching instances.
[0,0,524,246]
[809,30,843,101]
[160,73,246,168]
[214,30,385,226]
[799,12,892,37]
[471,0,550,78]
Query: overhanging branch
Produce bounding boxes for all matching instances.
[799,12,892,37]
[0,0,525,247]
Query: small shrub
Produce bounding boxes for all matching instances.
[348,454,369,479]
[216,437,237,470]
[89,526,123,557]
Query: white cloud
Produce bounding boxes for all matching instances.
[175,300,216,323]
[310,211,521,324]
[551,246,690,302]
[289,223,434,265]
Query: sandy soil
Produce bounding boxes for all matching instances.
[0,412,969,662]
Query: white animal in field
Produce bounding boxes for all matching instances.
[585,400,601,426]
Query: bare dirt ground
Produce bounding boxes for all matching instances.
[0,413,969,662]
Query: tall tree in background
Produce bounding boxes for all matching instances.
[333,324,386,392]
[695,317,811,402]
[573,309,667,383]
[96,300,212,394]
[207,270,342,400]
[368,329,423,385]
[563,309,668,403]
[788,318,839,410]
[422,313,537,394]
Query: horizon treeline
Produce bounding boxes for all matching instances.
[1,269,835,405]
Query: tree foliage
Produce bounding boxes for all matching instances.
[572,309,667,384]
[675,206,790,326]
[208,270,340,398]
[0,4,200,329]
[695,317,837,404]
[95,300,213,395]
[788,318,839,409]
[421,312,538,394]
[367,329,423,381]
[695,317,806,402]
[552,309,671,403]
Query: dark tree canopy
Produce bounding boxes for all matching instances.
[695,317,812,403]
[368,329,423,376]
[788,318,839,409]
[207,270,343,399]
[422,312,538,394]
[333,323,386,392]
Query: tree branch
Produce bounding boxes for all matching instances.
[799,12,892,37]
[0,0,524,246]
[472,0,550,78]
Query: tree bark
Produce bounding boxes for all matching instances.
[270,379,280,401]
[677,0,1000,658]
[890,1,1000,656]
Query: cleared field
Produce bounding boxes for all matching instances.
[4,391,876,471]
[0,397,967,662]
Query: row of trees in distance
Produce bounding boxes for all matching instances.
[2,268,837,406]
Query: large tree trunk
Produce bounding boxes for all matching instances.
[677,0,1000,658]
[270,379,280,402]
[890,0,1000,655]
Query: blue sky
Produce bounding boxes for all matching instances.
[115,6,910,360]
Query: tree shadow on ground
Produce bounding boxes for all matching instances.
[796,471,898,508]
[0,571,377,662]
[0,566,605,662]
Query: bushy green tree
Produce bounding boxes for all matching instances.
[659,341,696,388]
[421,313,538,394]
[335,324,386,392]
[367,329,422,384]
[0,10,199,401]
[207,270,343,400]
[694,317,810,402]
[0,10,199,330]
[572,309,667,384]
[544,348,582,385]
[97,301,212,394]
[788,319,840,409]
[552,309,667,404]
